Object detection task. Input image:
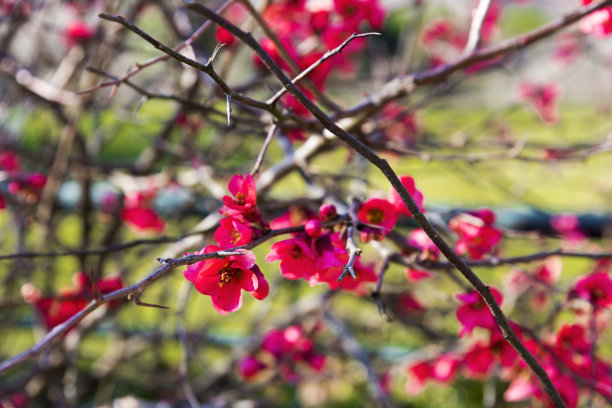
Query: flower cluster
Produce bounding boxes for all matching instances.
[21,272,123,330]
[266,203,377,292]
[250,0,385,138]
[449,208,502,259]
[239,325,326,382]
[216,174,268,248]
[184,174,269,314]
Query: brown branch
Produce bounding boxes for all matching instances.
[97,12,287,122]
[79,0,234,96]
[183,2,570,405]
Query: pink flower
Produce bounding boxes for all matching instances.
[387,175,425,217]
[450,209,502,259]
[121,207,166,233]
[463,342,495,377]
[0,151,20,172]
[215,26,236,46]
[405,354,461,395]
[65,20,95,47]
[220,174,259,221]
[568,271,612,308]
[580,0,612,38]
[456,287,503,336]
[269,206,317,229]
[214,218,254,249]
[518,81,561,125]
[183,245,267,314]
[238,355,266,379]
[266,235,318,281]
[357,198,398,239]
[504,374,539,403]
[258,325,326,381]
[550,213,586,246]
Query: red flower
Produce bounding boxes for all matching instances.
[22,272,123,330]
[215,26,236,46]
[0,151,20,172]
[450,209,502,259]
[220,174,262,225]
[568,271,612,308]
[550,213,586,247]
[518,81,561,125]
[121,191,166,234]
[357,198,398,239]
[238,355,267,379]
[456,287,503,336]
[65,20,95,47]
[258,325,326,382]
[580,0,612,38]
[121,207,165,233]
[266,234,318,281]
[405,354,461,395]
[463,342,495,377]
[214,218,254,249]
[184,246,267,314]
[387,175,425,217]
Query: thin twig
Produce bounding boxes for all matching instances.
[266,32,381,105]
[238,0,342,112]
[251,122,278,175]
[338,198,362,282]
[462,0,492,56]
[0,216,348,374]
[80,0,234,96]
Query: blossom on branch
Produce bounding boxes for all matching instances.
[183,246,267,314]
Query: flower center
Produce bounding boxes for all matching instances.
[289,244,302,259]
[367,208,384,224]
[218,262,242,287]
[592,288,604,301]
[234,192,246,205]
